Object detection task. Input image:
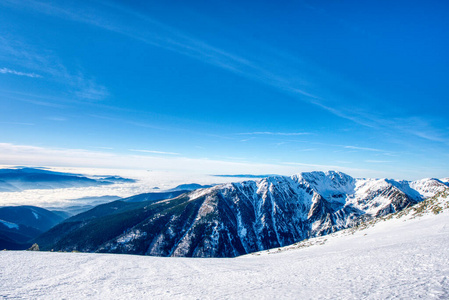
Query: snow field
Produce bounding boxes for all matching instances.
[1,208,448,299]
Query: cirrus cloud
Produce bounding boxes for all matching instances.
[0,67,42,78]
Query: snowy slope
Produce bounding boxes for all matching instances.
[1,193,448,299]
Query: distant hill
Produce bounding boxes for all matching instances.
[0,205,68,250]
[45,195,123,216]
[52,186,208,214]
[0,167,135,192]
[33,190,192,249]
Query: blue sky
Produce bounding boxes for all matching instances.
[0,0,448,179]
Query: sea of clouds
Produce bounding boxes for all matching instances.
[0,166,242,210]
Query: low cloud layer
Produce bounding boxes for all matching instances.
[0,67,42,78]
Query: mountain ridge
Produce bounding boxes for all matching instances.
[0,205,67,250]
[34,171,448,257]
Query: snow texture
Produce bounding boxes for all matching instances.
[0,219,19,229]
[1,196,448,299]
[32,211,39,219]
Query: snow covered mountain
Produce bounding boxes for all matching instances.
[3,188,449,299]
[35,171,448,257]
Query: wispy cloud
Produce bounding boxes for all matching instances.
[72,74,109,101]
[344,145,385,152]
[240,138,254,142]
[0,142,322,176]
[365,160,393,163]
[0,90,72,108]
[320,105,449,145]
[0,121,34,126]
[126,121,164,130]
[392,116,448,143]
[91,146,114,150]
[0,35,107,102]
[2,1,318,105]
[128,149,180,155]
[336,160,352,164]
[239,132,311,136]
[3,1,447,146]
[0,142,443,179]
[0,67,42,78]
[46,117,67,121]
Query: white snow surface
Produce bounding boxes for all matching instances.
[410,178,448,198]
[32,211,39,219]
[0,219,19,229]
[292,170,355,200]
[346,178,393,214]
[1,202,448,299]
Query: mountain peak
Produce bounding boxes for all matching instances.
[291,170,355,202]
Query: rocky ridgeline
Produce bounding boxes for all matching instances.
[35,171,449,257]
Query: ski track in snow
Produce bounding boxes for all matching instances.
[1,210,448,299]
